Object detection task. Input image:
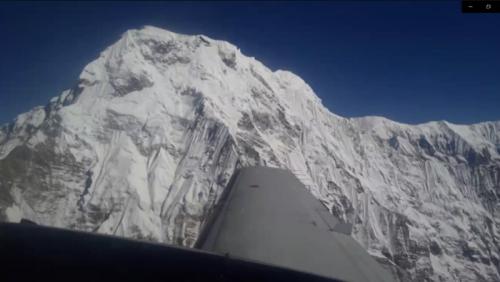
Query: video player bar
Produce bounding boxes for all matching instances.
[463,1,500,13]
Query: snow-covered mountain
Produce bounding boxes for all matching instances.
[1,26,499,281]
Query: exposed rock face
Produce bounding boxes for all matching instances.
[1,26,499,281]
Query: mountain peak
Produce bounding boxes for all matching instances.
[1,26,500,282]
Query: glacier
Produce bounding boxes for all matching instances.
[0,26,499,281]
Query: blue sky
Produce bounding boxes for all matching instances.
[0,1,499,125]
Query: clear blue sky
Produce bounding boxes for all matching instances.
[0,1,499,125]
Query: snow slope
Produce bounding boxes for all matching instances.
[1,26,499,281]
